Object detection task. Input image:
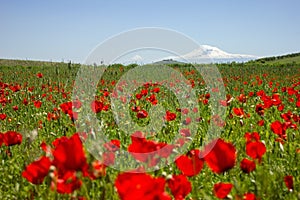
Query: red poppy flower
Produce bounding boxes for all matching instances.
[131,105,141,112]
[90,160,106,178]
[10,84,21,92]
[212,87,219,92]
[72,100,82,109]
[156,143,174,158]
[220,100,228,106]
[60,102,72,113]
[233,108,245,117]
[243,192,258,200]
[141,89,148,96]
[183,117,191,125]
[146,94,158,105]
[165,110,176,121]
[284,175,294,190]
[193,107,198,113]
[28,86,34,92]
[40,141,51,155]
[205,93,210,99]
[53,171,82,194]
[203,99,209,105]
[257,120,264,126]
[167,175,192,200]
[281,87,287,92]
[34,100,42,108]
[240,158,256,173]
[262,96,273,109]
[137,110,148,119]
[181,108,189,115]
[0,134,3,146]
[180,128,191,137]
[204,139,236,174]
[280,111,293,122]
[69,110,78,121]
[151,87,160,93]
[12,105,18,111]
[22,98,29,106]
[292,114,299,123]
[0,113,6,120]
[271,94,282,105]
[104,139,121,152]
[255,104,265,116]
[102,152,115,166]
[120,96,127,103]
[22,156,51,184]
[213,182,233,199]
[287,87,296,95]
[36,73,43,78]
[237,94,247,103]
[270,121,286,138]
[52,133,88,173]
[91,100,104,113]
[59,101,79,121]
[277,104,284,111]
[3,131,22,146]
[47,112,59,121]
[246,142,266,162]
[175,149,204,176]
[115,172,171,200]
[135,93,143,100]
[128,135,173,166]
[296,99,300,107]
[285,121,297,130]
[244,132,260,143]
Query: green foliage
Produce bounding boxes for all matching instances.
[249,52,300,65]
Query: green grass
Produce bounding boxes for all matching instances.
[249,52,300,65]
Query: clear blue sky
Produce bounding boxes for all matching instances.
[1,0,299,63]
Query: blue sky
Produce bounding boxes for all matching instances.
[1,0,299,63]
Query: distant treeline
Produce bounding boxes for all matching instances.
[1,51,300,70]
[254,52,300,63]
[0,59,81,68]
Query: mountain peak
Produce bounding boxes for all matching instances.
[166,45,257,63]
[116,45,258,64]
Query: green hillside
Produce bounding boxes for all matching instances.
[251,52,300,65]
[1,51,300,68]
[0,58,80,68]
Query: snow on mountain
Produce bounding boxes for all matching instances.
[163,45,257,64]
[114,45,257,65]
[130,55,143,62]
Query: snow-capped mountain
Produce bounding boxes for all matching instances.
[115,45,257,65]
[163,45,257,64]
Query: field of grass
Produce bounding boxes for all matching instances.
[264,56,300,65]
[249,52,300,65]
[0,59,299,199]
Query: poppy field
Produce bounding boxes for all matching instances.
[0,60,299,199]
